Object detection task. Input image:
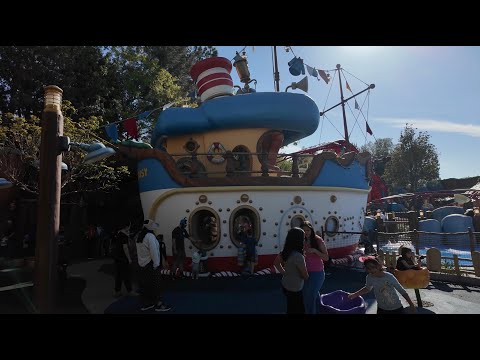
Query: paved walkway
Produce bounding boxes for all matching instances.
[2,258,480,314]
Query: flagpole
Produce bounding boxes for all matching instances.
[273,46,280,92]
[335,64,350,145]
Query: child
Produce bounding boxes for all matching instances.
[396,246,423,271]
[348,256,416,314]
[191,250,201,279]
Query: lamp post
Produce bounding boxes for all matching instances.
[33,86,116,313]
[35,85,64,314]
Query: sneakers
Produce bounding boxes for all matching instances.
[140,304,155,311]
[154,302,172,312]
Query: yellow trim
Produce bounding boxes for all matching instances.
[148,186,369,219]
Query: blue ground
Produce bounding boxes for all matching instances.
[104,267,376,314]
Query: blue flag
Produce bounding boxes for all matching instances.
[105,123,118,142]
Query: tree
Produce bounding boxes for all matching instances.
[0,46,122,120]
[360,138,394,176]
[383,124,440,192]
[103,46,217,141]
[0,102,130,197]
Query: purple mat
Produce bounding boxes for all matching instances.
[318,290,366,314]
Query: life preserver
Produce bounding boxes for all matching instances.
[207,142,227,164]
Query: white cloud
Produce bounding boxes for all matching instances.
[375,117,480,138]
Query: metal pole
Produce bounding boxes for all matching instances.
[34,85,64,313]
[273,46,280,92]
[336,64,349,145]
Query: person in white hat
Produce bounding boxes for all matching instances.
[135,219,172,312]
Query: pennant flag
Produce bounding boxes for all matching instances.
[366,122,373,135]
[346,81,352,92]
[305,64,318,77]
[355,99,360,110]
[105,123,118,142]
[317,69,330,84]
[124,118,138,139]
[137,110,154,120]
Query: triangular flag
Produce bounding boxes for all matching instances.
[317,69,330,84]
[346,81,352,92]
[305,64,318,77]
[355,99,360,110]
[366,122,373,136]
[137,110,155,120]
[123,118,138,139]
[105,123,118,142]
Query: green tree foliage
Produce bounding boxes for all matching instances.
[360,138,394,176]
[0,103,129,197]
[383,124,440,192]
[0,46,121,120]
[360,138,394,159]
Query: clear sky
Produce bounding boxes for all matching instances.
[215,46,480,180]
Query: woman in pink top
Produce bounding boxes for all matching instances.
[301,221,329,314]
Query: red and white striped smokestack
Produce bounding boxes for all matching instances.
[190,57,233,102]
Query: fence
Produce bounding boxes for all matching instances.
[374,228,480,277]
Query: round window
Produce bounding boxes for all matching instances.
[325,216,339,236]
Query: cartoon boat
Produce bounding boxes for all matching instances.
[121,51,373,273]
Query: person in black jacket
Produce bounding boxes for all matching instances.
[113,225,133,297]
[171,218,190,279]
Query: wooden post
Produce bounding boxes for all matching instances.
[453,254,461,276]
[413,229,420,255]
[35,85,64,314]
[472,251,480,277]
[468,227,475,258]
[291,154,299,178]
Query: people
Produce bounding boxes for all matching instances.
[300,221,329,314]
[239,223,257,275]
[136,219,171,312]
[112,224,133,297]
[171,217,189,279]
[191,249,201,279]
[348,256,416,314]
[396,246,423,271]
[273,227,309,314]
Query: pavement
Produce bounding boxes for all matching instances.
[1,258,480,314]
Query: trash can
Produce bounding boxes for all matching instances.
[318,290,366,314]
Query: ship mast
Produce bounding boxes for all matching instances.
[319,65,375,147]
[273,46,280,92]
[336,64,350,145]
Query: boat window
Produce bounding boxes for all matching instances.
[290,215,305,229]
[175,157,207,177]
[189,209,220,251]
[231,145,252,175]
[230,206,260,247]
[325,216,339,236]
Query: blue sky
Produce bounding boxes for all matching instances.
[215,46,480,180]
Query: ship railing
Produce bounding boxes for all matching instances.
[169,151,316,178]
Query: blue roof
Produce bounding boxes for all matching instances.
[152,92,320,147]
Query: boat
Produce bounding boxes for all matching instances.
[119,49,374,274]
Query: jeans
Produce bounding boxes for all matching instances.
[302,271,325,314]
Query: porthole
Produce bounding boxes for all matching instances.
[325,216,339,237]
